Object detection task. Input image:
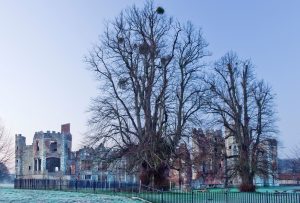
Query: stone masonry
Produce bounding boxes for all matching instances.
[15,123,137,183]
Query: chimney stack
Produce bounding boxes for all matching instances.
[61,123,70,134]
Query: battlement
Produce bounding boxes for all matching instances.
[33,126,71,137]
[34,131,61,135]
[15,134,26,143]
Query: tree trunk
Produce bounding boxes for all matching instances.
[154,166,169,191]
[239,145,255,192]
[139,162,170,190]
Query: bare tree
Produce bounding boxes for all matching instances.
[85,1,209,188]
[203,52,277,191]
[0,123,13,179]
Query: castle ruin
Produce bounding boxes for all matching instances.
[15,123,137,183]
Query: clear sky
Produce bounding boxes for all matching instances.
[0,0,299,157]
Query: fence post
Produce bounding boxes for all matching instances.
[191,190,194,203]
[161,190,163,203]
[75,179,78,192]
[139,180,141,193]
[59,178,62,190]
[225,192,228,203]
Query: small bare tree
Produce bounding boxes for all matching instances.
[85,1,209,188]
[203,52,277,191]
[0,123,13,179]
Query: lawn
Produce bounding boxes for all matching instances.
[4,184,300,203]
[0,187,140,203]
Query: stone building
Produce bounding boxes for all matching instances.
[168,127,278,189]
[191,129,225,187]
[225,129,278,186]
[15,124,72,179]
[169,128,225,189]
[15,123,137,183]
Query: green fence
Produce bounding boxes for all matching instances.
[144,191,300,203]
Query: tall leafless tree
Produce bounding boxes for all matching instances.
[203,52,277,191]
[85,1,209,188]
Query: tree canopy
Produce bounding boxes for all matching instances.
[85,1,277,191]
[85,1,209,187]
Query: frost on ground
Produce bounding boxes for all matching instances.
[0,188,141,203]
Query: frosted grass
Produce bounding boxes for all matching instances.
[0,188,141,203]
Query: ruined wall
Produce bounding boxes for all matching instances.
[15,124,72,178]
[22,145,34,177]
[35,131,71,174]
[15,123,138,187]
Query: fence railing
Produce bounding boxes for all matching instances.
[153,191,300,203]
[14,179,300,203]
[14,178,139,192]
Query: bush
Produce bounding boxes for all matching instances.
[239,183,256,192]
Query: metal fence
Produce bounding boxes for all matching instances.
[14,178,139,192]
[14,179,300,203]
[152,191,300,203]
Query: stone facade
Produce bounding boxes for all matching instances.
[15,124,137,183]
[191,129,225,187]
[169,129,225,189]
[168,128,278,189]
[225,129,278,186]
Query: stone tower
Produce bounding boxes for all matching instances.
[15,134,26,177]
[60,123,72,173]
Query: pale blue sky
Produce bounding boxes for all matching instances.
[0,1,299,157]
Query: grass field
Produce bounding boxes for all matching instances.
[0,186,140,203]
[5,183,300,203]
